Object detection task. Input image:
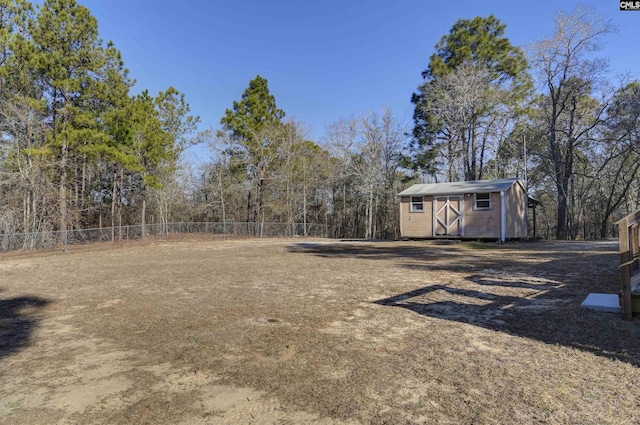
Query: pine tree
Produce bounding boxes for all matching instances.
[30,0,132,232]
[410,15,530,181]
[220,75,285,227]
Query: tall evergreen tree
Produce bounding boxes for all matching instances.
[30,0,131,232]
[219,75,285,226]
[0,0,49,236]
[128,90,172,239]
[152,86,202,226]
[410,15,530,181]
[0,0,203,240]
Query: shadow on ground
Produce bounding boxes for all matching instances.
[0,289,50,360]
[290,240,640,366]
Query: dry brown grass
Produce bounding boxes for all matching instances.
[1,238,639,424]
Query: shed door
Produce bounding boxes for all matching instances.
[434,196,463,237]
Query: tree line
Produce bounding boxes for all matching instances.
[410,7,639,239]
[193,75,408,239]
[0,0,202,241]
[0,1,638,242]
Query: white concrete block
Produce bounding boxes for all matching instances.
[581,293,621,314]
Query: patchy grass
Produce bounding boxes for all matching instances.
[460,240,503,250]
[1,238,639,424]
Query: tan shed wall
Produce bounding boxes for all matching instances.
[402,194,502,238]
[400,183,528,239]
[461,192,502,238]
[506,184,528,238]
[400,196,433,237]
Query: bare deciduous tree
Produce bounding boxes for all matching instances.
[530,5,616,239]
[419,62,515,182]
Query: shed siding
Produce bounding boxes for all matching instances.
[506,184,527,238]
[399,181,529,239]
[400,196,433,237]
[461,192,502,238]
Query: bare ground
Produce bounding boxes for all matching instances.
[1,238,639,424]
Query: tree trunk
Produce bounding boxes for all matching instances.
[81,155,86,218]
[111,170,117,241]
[218,169,226,230]
[342,183,347,237]
[367,190,374,239]
[556,179,569,240]
[470,123,477,180]
[141,195,147,241]
[58,141,68,235]
[246,190,251,223]
[256,178,263,228]
[303,160,307,237]
[118,168,124,241]
[303,183,307,237]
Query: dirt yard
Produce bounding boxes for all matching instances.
[1,238,639,424]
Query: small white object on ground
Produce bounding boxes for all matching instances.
[581,293,621,313]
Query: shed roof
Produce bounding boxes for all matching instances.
[398,178,520,197]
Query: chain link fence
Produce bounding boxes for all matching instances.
[0,222,329,253]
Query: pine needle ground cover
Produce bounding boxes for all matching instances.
[1,239,639,424]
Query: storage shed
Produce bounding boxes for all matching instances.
[398,178,530,242]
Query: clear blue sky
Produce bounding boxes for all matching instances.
[80,0,639,164]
